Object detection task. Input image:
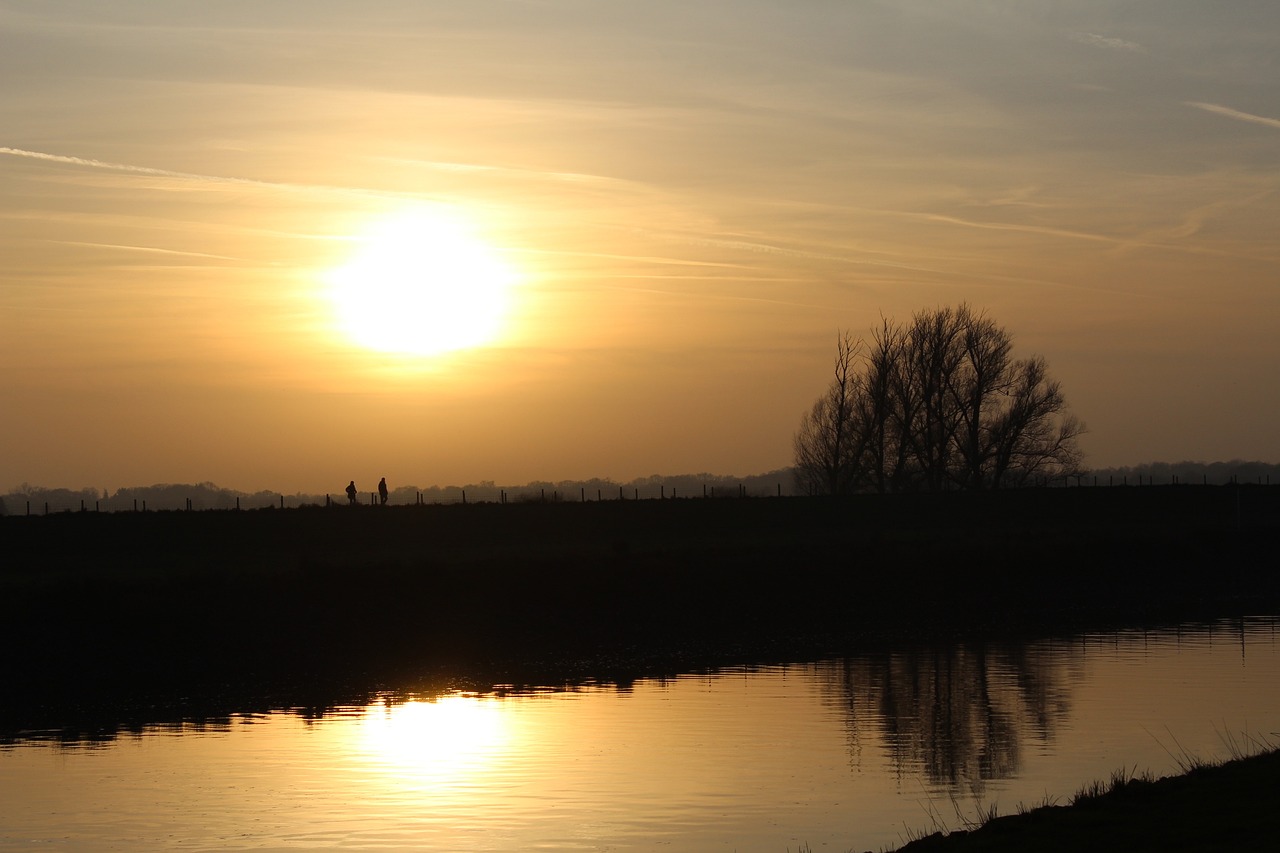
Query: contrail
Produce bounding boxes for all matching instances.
[45,240,245,262]
[1069,32,1145,52]
[1185,102,1280,131]
[376,155,640,188]
[1,146,270,184]
[0,145,407,198]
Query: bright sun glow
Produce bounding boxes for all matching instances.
[327,208,519,356]
[356,695,511,786]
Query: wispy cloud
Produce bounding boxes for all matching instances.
[1068,32,1145,52]
[1185,102,1280,130]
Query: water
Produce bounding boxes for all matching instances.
[3,618,1279,852]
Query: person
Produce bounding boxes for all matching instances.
[346,480,358,505]
[378,477,389,506]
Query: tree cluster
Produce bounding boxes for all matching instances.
[794,305,1085,494]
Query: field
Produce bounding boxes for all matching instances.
[3,485,1278,727]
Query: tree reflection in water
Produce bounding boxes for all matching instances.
[821,640,1081,791]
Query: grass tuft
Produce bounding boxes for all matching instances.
[1015,792,1059,815]
[1071,765,1151,805]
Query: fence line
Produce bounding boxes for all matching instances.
[5,474,1275,515]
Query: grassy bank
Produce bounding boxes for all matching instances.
[3,486,1278,718]
[889,742,1280,853]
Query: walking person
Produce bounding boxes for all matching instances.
[346,480,358,505]
[378,477,389,506]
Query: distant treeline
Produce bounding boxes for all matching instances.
[1,470,797,514]
[4,460,1274,514]
[1087,460,1279,486]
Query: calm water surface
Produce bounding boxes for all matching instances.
[4,618,1279,852]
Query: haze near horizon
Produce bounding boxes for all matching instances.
[3,1,1277,494]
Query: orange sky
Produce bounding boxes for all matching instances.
[3,2,1278,494]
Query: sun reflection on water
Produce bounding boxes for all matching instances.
[354,693,512,787]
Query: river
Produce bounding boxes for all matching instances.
[3,617,1278,852]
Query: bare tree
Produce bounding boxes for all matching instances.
[903,305,968,490]
[985,356,1086,487]
[795,305,1085,492]
[949,308,1014,489]
[793,331,867,495]
[859,317,906,493]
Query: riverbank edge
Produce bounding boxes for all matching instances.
[885,744,1280,853]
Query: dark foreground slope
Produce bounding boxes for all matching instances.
[2,486,1278,715]
[892,747,1280,853]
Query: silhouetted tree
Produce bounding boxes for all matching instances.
[793,332,867,495]
[794,305,1085,493]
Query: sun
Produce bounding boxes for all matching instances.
[326,207,519,357]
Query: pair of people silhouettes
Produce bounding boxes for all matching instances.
[345,478,389,505]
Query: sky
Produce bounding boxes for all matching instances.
[2,1,1278,494]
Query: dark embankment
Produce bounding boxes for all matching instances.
[891,747,1280,853]
[3,486,1278,727]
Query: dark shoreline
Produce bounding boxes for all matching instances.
[3,486,1278,733]
[888,746,1280,853]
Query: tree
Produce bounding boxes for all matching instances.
[793,332,866,495]
[794,305,1085,493]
